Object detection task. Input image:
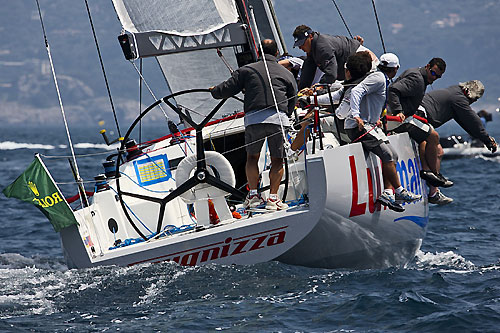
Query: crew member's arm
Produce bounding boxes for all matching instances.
[452,98,497,152]
[316,87,343,105]
[387,73,421,117]
[298,56,317,90]
[210,69,243,99]
[286,79,298,116]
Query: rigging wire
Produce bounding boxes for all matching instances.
[139,58,143,143]
[34,0,88,207]
[83,0,122,137]
[41,94,302,162]
[130,61,194,154]
[248,6,288,148]
[130,61,171,121]
[330,0,353,38]
[370,0,387,54]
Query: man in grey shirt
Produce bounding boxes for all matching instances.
[387,58,451,193]
[416,80,497,204]
[210,39,297,211]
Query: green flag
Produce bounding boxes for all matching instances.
[3,154,78,232]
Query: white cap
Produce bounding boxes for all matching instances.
[379,53,400,68]
[287,57,304,69]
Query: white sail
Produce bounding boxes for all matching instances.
[111,0,287,122]
[113,0,239,36]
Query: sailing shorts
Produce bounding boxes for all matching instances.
[346,125,398,163]
[393,107,434,143]
[245,123,286,158]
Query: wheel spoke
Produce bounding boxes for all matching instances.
[156,202,167,235]
[161,176,199,205]
[205,174,245,201]
[200,99,228,128]
[120,191,163,204]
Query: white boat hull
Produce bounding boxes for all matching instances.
[61,156,327,268]
[60,129,427,269]
[278,133,427,268]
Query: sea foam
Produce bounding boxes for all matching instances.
[0,141,55,150]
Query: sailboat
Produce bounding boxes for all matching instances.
[10,0,428,269]
[440,135,499,158]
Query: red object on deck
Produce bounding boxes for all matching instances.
[208,199,220,225]
[66,191,94,204]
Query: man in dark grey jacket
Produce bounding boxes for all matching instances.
[416,80,497,204]
[210,39,297,211]
[387,58,446,119]
[293,25,363,90]
[387,58,450,194]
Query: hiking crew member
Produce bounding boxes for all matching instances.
[210,39,297,211]
[416,80,497,204]
[386,58,451,194]
[342,52,421,211]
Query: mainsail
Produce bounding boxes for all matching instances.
[111,0,287,123]
[113,0,239,35]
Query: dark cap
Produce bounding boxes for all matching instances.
[293,29,313,48]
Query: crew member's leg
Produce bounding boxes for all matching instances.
[428,143,453,205]
[369,143,405,212]
[425,130,440,173]
[419,141,429,170]
[244,125,266,208]
[375,142,421,202]
[269,157,284,195]
[265,124,288,210]
[436,143,444,176]
[404,120,452,205]
[347,127,420,212]
[403,119,452,188]
[245,153,260,190]
[382,161,399,191]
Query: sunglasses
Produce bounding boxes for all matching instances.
[430,70,442,79]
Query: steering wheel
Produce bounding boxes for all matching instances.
[114,89,246,240]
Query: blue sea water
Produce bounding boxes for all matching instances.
[1,125,499,332]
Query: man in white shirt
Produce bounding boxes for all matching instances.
[345,52,421,212]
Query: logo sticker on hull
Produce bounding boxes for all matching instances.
[129,226,288,267]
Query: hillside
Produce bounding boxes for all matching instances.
[1,0,499,126]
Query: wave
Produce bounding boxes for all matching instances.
[73,142,119,150]
[0,141,118,151]
[414,250,476,271]
[476,154,500,163]
[0,141,56,150]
